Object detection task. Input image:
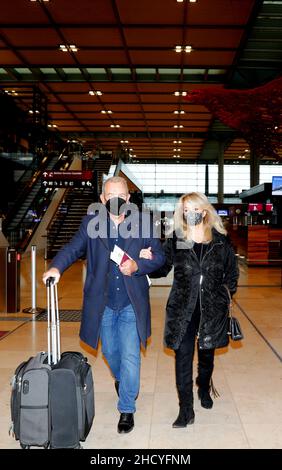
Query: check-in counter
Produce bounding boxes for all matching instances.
[229,225,282,266]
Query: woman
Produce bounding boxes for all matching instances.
[140,192,239,428]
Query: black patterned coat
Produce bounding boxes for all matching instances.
[151,230,239,350]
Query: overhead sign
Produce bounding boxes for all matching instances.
[42,170,93,188]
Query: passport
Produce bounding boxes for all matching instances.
[110,245,152,286]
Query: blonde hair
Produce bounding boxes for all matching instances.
[174,192,227,242]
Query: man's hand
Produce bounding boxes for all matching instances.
[42,267,61,285]
[119,259,138,276]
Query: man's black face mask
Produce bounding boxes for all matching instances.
[105,197,127,216]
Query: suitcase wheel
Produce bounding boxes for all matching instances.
[20,444,30,449]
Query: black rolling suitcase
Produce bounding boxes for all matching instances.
[10,277,94,449]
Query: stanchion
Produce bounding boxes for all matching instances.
[23,245,45,314]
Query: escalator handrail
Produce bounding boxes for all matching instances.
[2,151,61,231]
[14,156,75,251]
[8,151,72,234]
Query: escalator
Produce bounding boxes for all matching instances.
[2,149,75,250]
[46,187,94,258]
[46,152,113,257]
[83,152,113,199]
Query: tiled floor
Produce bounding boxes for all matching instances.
[0,252,281,449]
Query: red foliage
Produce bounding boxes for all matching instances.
[186,77,282,160]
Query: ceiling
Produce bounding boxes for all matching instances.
[0,0,281,162]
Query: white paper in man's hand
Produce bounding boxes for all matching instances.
[110,244,151,286]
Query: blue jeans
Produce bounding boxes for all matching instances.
[101,304,141,413]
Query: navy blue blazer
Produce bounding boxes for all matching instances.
[50,211,165,349]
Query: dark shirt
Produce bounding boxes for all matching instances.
[191,241,209,322]
[106,215,131,310]
[192,241,208,262]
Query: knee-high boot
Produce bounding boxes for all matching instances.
[173,319,198,428]
[173,386,195,428]
[196,347,215,409]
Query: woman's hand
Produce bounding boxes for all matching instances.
[139,247,153,260]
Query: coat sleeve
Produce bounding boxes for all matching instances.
[134,238,166,276]
[49,216,88,274]
[223,240,239,295]
[134,214,166,276]
[148,237,174,278]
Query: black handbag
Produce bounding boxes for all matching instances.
[223,285,244,341]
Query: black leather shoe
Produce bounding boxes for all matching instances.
[198,389,213,409]
[172,406,195,428]
[117,413,134,434]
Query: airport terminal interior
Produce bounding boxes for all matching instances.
[0,0,282,450]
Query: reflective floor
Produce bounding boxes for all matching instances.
[0,252,281,449]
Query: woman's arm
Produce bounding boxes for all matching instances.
[223,241,239,295]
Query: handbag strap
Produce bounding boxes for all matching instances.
[223,284,233,319]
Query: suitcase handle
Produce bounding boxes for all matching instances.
[46,276,56,287]
[47,277,61,365]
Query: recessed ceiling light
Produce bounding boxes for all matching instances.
[174,45,192,53]
[174,91,187,96]
[89,90,102,96]
[59,44,78,52]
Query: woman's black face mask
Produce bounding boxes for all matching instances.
[184,211,203,226]
[105,197,127,216]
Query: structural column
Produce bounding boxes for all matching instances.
[205,164,209,196]
[217,141,225,204]
[250,147,260,187]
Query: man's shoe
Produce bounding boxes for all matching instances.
[198,388,213,409]
[117,413,134,434]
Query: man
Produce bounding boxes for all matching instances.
[43,176,165,434]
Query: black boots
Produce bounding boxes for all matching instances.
[173,390,195,428]
[196,376,214,409]
[197,387,213,409]
[172,405,195,428]
[196,346,216,409]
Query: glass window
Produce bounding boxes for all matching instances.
[260,165,282,183]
